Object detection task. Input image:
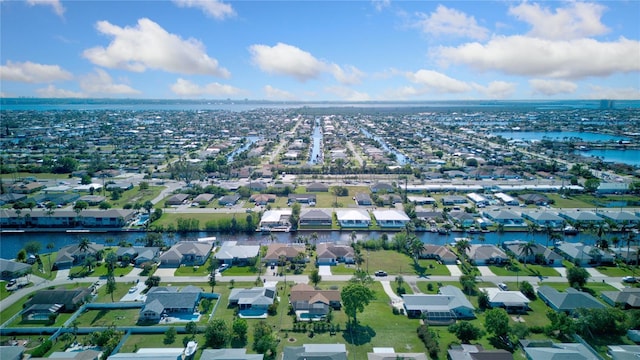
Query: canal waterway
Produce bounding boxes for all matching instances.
[308,120,323,165]
[577,149,640,167]
[360,128,410,165]
[493,131,630,142]
[227,136,260,162]
[0,229,604,260]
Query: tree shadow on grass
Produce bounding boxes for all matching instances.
[412,263,428,277]
[90,309,108,325]
[488,335,514,352]
[342,323,375,345]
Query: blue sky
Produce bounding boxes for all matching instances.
[1,0,639,100]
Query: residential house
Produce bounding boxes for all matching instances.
[283,344,347,360]
[354,193,373,206]
[214,241,260,266]
[402,285,475,323]
[448,344,513,360]
[263,244,306,266]
[518,193,550,206]
[420,245,458,265]
[336,209,370,228]
[370,182,395,193]
[53,243,105,269]
[316,243,355,265]
[200,349,263,360]
[555,242,614,266]
[600,211,640,226]
[415,210,445,223]
[372,209,410,228]
[441,196,467,206]
[306,183,329,192]
[23,287,91,322]
[537,286,605,314]
[483,209,525,226]
[494,192,520,206]
[597,182,629,194]
[449,211,476,228]
[559,210,605,225]
[0,258,32,280]
[287,193,317,205]
[601,288,640,309]
[259,210,292,229]
[378,194,403,206]
[481,287,530,313]
[466,244,508,265]
[0,193,26,205]
[249,181,268,191]
[367,347,428,360]
[502,240,563,266]
[165,194,189,206]
[77,195,106,205]
[289,283,341,319]
[139,285,202,322]
[31,350,102,360]
[116,247,160,266]
[408,196,436,205]
[521,211,565,228]
[299,209,332,227]
[0,209,135,229]
[10,182,45,194]
[219,194,241,206]
[159,241,213,268]
[249,193,276,206]
[608,345,640,360]
[520,340,600,360]
[0,346,24,360]
[228,287,276,315]
[192,193,215,204]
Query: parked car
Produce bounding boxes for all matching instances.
[498,283,509,291]
[218,264,230,272]
[374,270,387,277]
[622,276,637,283]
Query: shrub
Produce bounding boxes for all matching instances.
[31,340,52,358]
[417,325,439,359]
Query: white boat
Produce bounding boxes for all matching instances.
[184,341,198,357]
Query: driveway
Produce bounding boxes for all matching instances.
[120,282,146,302]
[585,268,603,277]
[380,281,404,311]
[446,265,463,277]
[318,265,332,276]
[477,266,496,277]
[154,268,177,277]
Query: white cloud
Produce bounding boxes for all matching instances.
[263,85,297,100]
[509,2,608,40]
[26,0,65,18]
[79,69,140,95]
[372,0,390,12]
[407,69,472,93]
[35,85,85,98]
[249,42,364,85]
[249,43,326,82]
[529,79,577,96]
[436,36,640,79]
[324,86,371,101]
[473,81,517,99]
[83,18,230,77]
[415,5,488,40]
[585,85,640,100]
[172,0,235,20]
[0,60,73,83]
[170,78,243,97]
[329,64,364,85]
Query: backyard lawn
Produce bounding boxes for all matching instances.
[174,258,216,276]
[74,309,141,327]
[489,263,560,277]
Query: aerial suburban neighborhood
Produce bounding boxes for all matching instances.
[1,99,640,360]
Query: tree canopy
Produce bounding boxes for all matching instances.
[341,283,375,325]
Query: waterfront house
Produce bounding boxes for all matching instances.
[559,210,604,225]
[159,241,213,268]
[502,240,563,266]
[262,244,306,266]
[259,210,292,229]
[299,209,332,227]
[213,241,260,266]
[54,243,105,269]
[555,242,614,266]
[483,209,525,226]
[521,210,565,228]
[336,209,370,228]
[449,211,476,228]
[0,258,32,280]
[372,209,410,228]
[0,209,135,229]
[420,245,458,265]
[466,244,508,265]
[316,243,355,265]
[599,211,640,226]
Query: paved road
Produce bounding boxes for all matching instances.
[1,268,628,313]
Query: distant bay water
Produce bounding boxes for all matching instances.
[2,98,639,112]
[493,131,630,142]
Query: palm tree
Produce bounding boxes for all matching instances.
[518,241,537,266]
[350,231,357,246]
[526,222,537,239]
[78,237,91,253]
[455,239,471,262]
[409,237,424,265]
[310,232,319,249]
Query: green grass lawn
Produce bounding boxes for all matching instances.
[366,250,449,276]
[221,265,258,276]
[596,264,639,277]
[73,308,141,327]
[547,193,594,208]
[110,186,164,208]
[89,263,133,277]
[488,263,560,277]
[174,258,215,276]
[154,212,236,229]
[94,280,137,302]
[542,281,618,298]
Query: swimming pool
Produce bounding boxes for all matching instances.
[134,215,149,226]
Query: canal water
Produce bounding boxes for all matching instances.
[308,120,323,165]
[493,131,630,142]
[227,136,260,162]
[577,149,640,167]
[0,229,603,260]
[360,128,410,165]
